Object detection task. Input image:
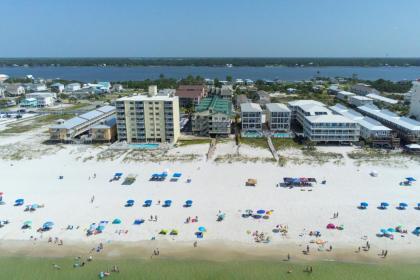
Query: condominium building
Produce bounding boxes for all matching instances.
[266,103,291,132]
[410,81,420,120]
[192,95,233,137]
[348,95,374,107]
[240,103,262,132]
[287,100,330,126]
[336,90,355,101]
[115,86,180,143]
[175,85,207,107]
[358,104,420,143]
[303,114,360,143]
[330,104,399,148]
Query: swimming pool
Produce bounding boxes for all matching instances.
[241,131,263,138]
[129,143,160,150]
[272,132,292,138]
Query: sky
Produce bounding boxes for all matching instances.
[0,0,419,57]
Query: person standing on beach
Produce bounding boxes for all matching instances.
[287,253,290,261]
[193,241,197,248]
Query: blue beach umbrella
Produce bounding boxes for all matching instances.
[127,199,134,204]
[380,202,389,208]
[387,228,396,233]
[257,209,265,214]
[380,229,388,234]
[360,202,368,208]
[145,200,152,205]
[112,218,122,224]
[164,200,172,205]
[399,202,408,208]
[198,226,206,232]
[406,177,416,182]
[185,200,193,206]
[43,221,54,228]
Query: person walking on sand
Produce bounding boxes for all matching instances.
[287,253,290,261]
[384,250,388,258]
[91,195,95,203]
[193,241,197,248]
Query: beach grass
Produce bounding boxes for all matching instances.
[0,257,419,280]
[177,139,211,146]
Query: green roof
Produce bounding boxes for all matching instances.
[196,96,233,115]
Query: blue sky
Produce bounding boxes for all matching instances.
[0,0,419,57]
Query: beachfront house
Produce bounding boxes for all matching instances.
[50,83,64,93]
[256,90,271,108]
[112,84,124,92]
[220,85,234,100]
[65,83,81,92]
[25,83,47,92]
[350,83,380,96]
[336,91,355,101]
[175,85,207,108]
[49,105,116,142]
[358,104,420,144]
[410,81,420,120]
[20,97,38,107]
[4,84,25,96]
[240,103,263,136]
[330,104,399,148]
[26,92,55,107]
[115,86,180,143]
[348,95,374,107]
[266,103,291,133]
[192,95,233,137]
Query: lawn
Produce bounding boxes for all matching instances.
[0,257,419,280]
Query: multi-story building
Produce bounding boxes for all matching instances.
[192,95,232,137]
[175,85,207,107]
[366,94,398,105]
[358,104,420,144]
[220,85,234,100]
[115,86,180,143]
[330,104,399,148]
[266,103,291,132]
[49,105,116,142]
[348,95,374,107]
[336,90,355,101]
[90,117,117,142]
[26,92,55,107]
[288,100,330,126]
[303,114,360,144]
[350,83,380,96]
[410,81,420,120]
[240,103,262,132]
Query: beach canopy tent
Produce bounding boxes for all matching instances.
[151,172,168,181]
[380,202,389,209]
[43,221,54,229]
[198,226,206,232]
[133,219,144,225]
[185,200,193,207]
[126,199,135,207]
[163,200,172,207]
[399,202,408,209]
[15,198,24,206]
[173,173,182,178]
[360,202,368,209]
[112,218,122,224]
[246,178,257,186]
[144,200,152,207]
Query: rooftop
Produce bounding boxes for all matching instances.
[196,96,232,115]
[50,106,115,130]
[338,90,355,96]
[358,105,420,131]
[175,85,205,98]
[118,94,177,102]
[350,95,373,101]
[288,100,325,107]
[240,103,262,113]
[366,93,398,105]
[305,114,356,124]
[266,103,291,112]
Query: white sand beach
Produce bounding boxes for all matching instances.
[0,133,420,261]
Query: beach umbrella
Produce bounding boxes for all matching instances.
[399,202,408,208]
[245,209,253,214]
[256,210,265,214]
[145,200,152,204]
[23,221,32,226]
[387,228,396,233]
[380,229,388,234]
[360,202,368,208]
[253,214,262,219]
[380,202,389,208]
[198,226,206,232]
[133,219,144,225]
[417,203,420,209]
[112,218,121,224]
[127,199,135,204]
[406,177,416,182]
[43,221,54,228]
[164,200,172,205]
[173,173,182,178]
[15,198,24,204]
[185,200,193,206]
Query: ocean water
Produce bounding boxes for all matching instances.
[0,66,419,82]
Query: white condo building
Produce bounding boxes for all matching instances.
[409,81,420,120]
[240,103,263,132]
[265,103,291,132]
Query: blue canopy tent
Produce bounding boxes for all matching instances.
[133,219,144,225]
[185,200,193,207]
[399,202,408,209]
[112,218,122,224]
[14,198,24,206]
[43,221,54,230]
[163,200,172,207]
[360,202,368,209]
[126,199,135,207]
[380,202,389,209]
[143,200,152,207]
